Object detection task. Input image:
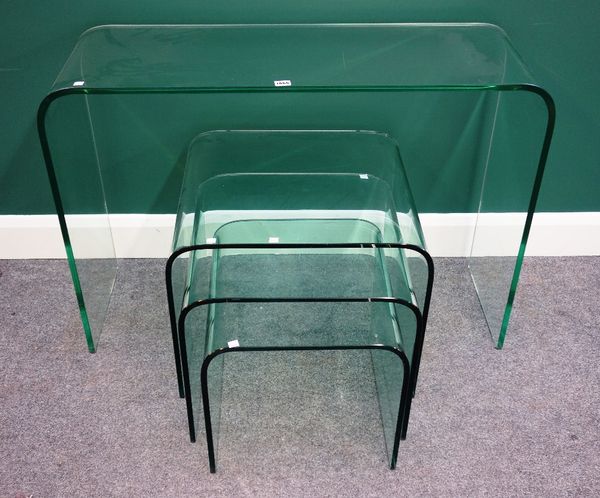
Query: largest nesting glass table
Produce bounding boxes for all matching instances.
[38,23,554,353]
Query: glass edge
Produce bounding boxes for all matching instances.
[496,86,556,349]
[37,96,96,352]
[37,91,125,353]
[44,84,552,101]
[77,22,518,32]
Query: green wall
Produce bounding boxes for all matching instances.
[1,1,599,214]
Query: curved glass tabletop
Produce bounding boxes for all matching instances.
[51,23,535,89]
[37,23,554,351]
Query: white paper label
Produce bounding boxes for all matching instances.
[206,237,217,244]
[268,237,280,243]
[73,81,85,86]
[359,174,369,180]
[274,80,292,87]
[228,339,240,348]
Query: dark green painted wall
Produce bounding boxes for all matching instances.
[1,1,599,214]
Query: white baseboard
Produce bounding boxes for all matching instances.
[0,212,598,259]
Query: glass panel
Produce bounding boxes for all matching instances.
[52,24,535,90]
[205,352,225,471]
[371,348,407,468]
[469,90,551,347]
[41,93,117,352]
[181,300,208,442]
[177,249,213,441]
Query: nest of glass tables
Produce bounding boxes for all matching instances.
[166,130,433,471]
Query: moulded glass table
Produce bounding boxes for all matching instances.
[37,23,554,352]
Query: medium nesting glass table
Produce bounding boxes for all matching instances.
[38,23,554,469]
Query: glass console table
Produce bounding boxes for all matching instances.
[37,25,553,372]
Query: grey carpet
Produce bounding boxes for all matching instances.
[0,257,599,497]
